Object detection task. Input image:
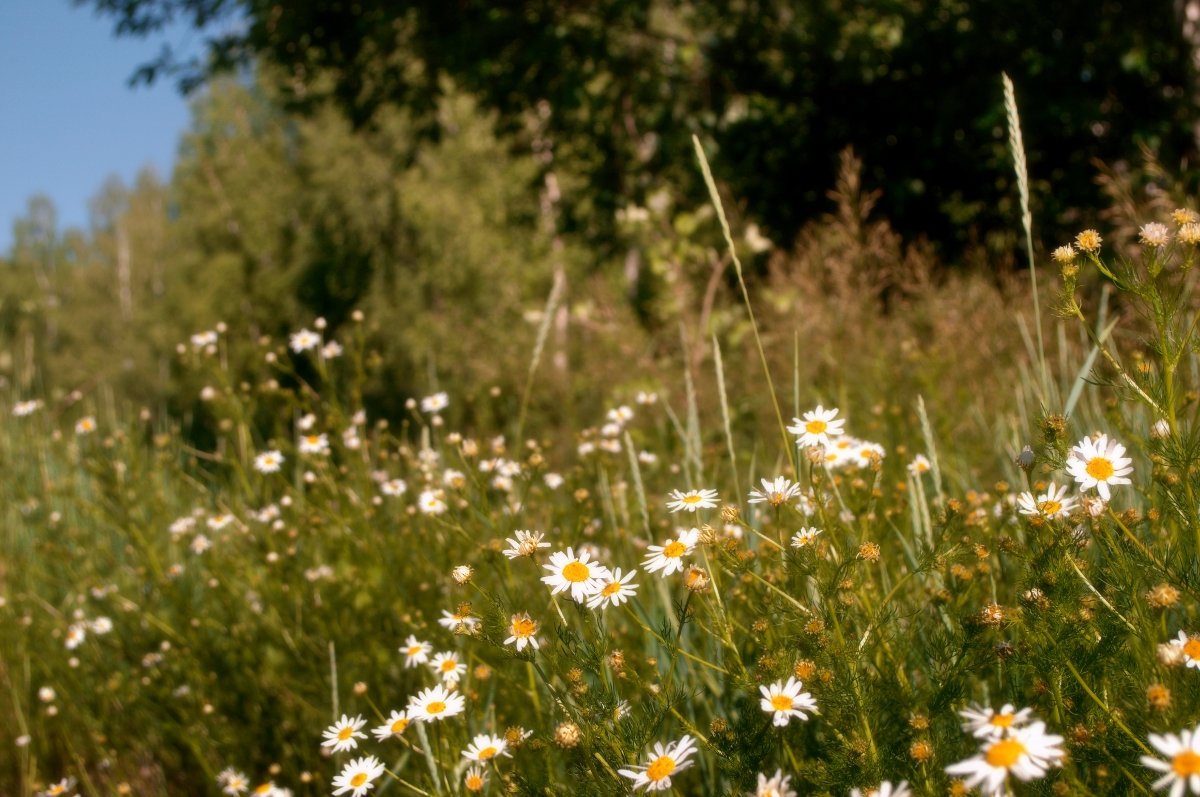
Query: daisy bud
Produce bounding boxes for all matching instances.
[1151,419,1171,439]
[1016,445,1035,473]
[554,722,581,748]
[452,565,474,584]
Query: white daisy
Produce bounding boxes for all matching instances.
[586,567,640,609]
[464,765,487,792]
[321,714,367,753]
[665,488,720,513]
[331,755,385,797]
[400,635,432,668]
[1065,434,1133,501]
[504,529,550,559]
[1016,483,1078,519]
[618,735,699,792]
[850,782,911,797]
[438,608,480,634]
[790,527,822,548]
[944,721,1065,797]
[787,405,845,448]
[907,455,931,476]
[851,440,886,469]
[407,684,466,722]
[748,477,802,507]
[380,479,407,497]
[959,704,1035,739]
[430,651,467,683]
[40,778,76,797]
[64,623,87,650]
[504,613,540,652]
[1140,723,1200,797]
[759,677,818,726]
[749,769,797,797]
[418,489,447,515]
[420,392,449,413]
[462,733,510,762]
[298,433,329,455]
[1168,630,1200,669]
[217,769,249,795]
[541,547,610,602]
[13,400,42,417]
[254,450,285,474]
[643,528,700,577]
[75,416,96,435]
[289,329,320,353]
[371,710,411,741]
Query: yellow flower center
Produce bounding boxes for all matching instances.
[805,420,827,434]
[646,755,677,781]
[1173,750,1200,776]
[1086,457,1114,480]
[408,645,423,656]
[306,435,320,445]
[602,581,622,596]
[512,617,536,637]
[562,561,590,582]
[426,701,446,715]
[255,784,273,795]
[768,491,785,505]
[663,541,687,558]
[478,746,498,760]
[989,713,1015,728]
[337,726,354,740]
[682,494,702,504]
[1184,638,1200,660]
[48,789,66,797]
[391,718,409,733]
[466,775,484,791]
[440,659,458,672]
[1037,500,1062,515]
[770,695,794,711]
[350,773,368,787]
[985,738,1027,768]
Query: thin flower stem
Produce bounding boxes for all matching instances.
[1062,661,1152,756]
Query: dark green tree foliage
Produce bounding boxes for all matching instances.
[80,0,1198,251]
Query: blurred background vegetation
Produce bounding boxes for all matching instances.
[5,0,1199,456]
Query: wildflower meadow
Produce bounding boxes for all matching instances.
[6,42,1200,797]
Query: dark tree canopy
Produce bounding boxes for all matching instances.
[79,0,1200,253]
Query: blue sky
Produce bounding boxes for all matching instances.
[0,0,199,252]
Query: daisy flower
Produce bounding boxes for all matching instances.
[321,714,368,753]
[850,782,911,797]
[438,608,480,634]
[760,677,818,726]
[748,477,802,507]
[298,433,329,455]
[331,755,385,797]
[40,778,77,797]
[418,489,448,515]
[289,329,321,353]
[1140,723,1200,796]
[959,704,1035,739]
[790,527,822,549]
[253,450,285,474]
[504,529,550,559]
[944,721,1065,797]
[907,455,931,476]
[408,683,466,722]
[380,479,407,497]
[504,613,540,651]
[371,710,411,741]
[64,623,87,650]
[618,735,699,792]
[250,782,282,797]
[1016,483,1078,520]
[420,392,449,413]
[852,440,886,469]
[217,769,249,795]
[401,635,432,668]
[462,733,509,762]
[1169,630,1200,669]
[430,651,466,683]
[1065,434,1133,501]
[586,567,639,609]
[75,416,96,435]
[464,765,487,792]
[666,488,719,513]
[787,405,845,448]
[13,400,41,417]
[749,769,797,797]
[643,528,700,576]
[541,547,610,602]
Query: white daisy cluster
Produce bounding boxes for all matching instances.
[945,704,1064,796]
[541,546,640,609]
